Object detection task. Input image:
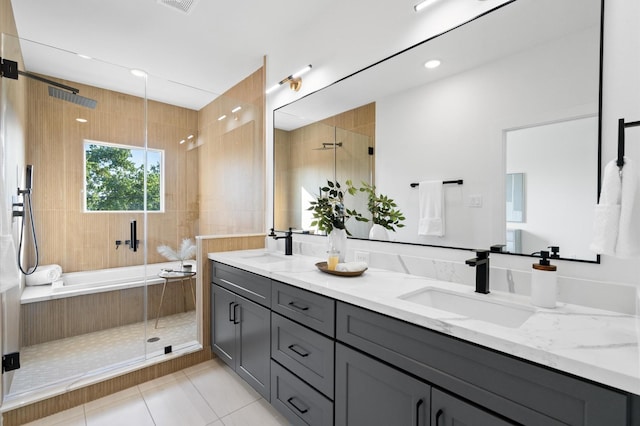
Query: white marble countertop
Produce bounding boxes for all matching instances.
[209,249,640,395]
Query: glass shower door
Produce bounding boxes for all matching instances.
[1,34,151,401]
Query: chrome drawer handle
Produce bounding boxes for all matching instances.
[288,301,309,311]
[287,396,309,414]
[288,344,310,357]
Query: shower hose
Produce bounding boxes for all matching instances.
[18,191,39,275]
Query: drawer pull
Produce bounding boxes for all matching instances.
[287,396,309,414]
[233,303,240,324]
[288,344,310,357]
[228,301,235,322]
[288,301,309,311]
[416,399,424,426]
[435,408,444,426]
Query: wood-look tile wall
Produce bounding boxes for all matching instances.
[20,281,196,346]
[25,78,199,273]
[197,66,265,235]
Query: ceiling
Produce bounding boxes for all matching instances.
[9,0,347,109]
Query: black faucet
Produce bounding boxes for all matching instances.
[269,228,293,255]
[465,249,490,294]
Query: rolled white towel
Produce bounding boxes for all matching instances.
[334,261,368,273]
[25,264,63,286]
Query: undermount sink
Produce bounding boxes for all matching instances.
[239,252,289,264]
[399,287,535,328]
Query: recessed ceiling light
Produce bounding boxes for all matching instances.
[424,59,441,69]
[130,69,147,78]
[414,0,437,12]
[76,118,88,123]
[231,106,242,113]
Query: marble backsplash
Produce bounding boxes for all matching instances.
[267,234,639,315]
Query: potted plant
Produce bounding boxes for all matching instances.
[346,180,405,240]
[308,180,357,260]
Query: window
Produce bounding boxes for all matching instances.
[84,141,163,212]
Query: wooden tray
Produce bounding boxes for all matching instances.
[315,262,367,277]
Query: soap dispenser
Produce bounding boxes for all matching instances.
[531,250,557,308]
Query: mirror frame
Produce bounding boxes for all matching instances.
[273,0,604,264]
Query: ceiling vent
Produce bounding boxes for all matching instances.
[157,0,199,14]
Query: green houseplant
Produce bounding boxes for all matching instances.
[346,180,405,238]
[308,180,358,235]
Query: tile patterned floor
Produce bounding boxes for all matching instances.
[9,311,198,397]
[23,358,289,426]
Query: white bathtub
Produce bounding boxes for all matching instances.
[51,261,195,294]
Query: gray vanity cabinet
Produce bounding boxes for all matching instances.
[270,280,336,425]
[335,343,430,426]
[211,263,272,400]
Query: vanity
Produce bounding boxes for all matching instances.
[210,250,639,425]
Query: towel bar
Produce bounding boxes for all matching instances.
[410,179,463,188]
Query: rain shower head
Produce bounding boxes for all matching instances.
[48,86,97,109]
[313,142,343,151]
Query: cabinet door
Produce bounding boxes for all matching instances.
[236,295,271,400]
[211,284,237,368]
[335,343,430,426]
[432,388,514,426]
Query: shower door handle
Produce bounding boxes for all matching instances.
[130,220,137,252]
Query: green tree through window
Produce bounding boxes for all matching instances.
[85,142,162,211]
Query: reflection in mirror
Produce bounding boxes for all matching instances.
[274,103,374,239]
[273,0,602,262]
[505,116,598,260]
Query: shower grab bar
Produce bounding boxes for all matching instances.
[617,118,640,168]
[410,179,463,188]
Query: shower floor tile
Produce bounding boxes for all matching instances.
[8,311,197,397]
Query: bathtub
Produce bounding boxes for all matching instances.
[51,261,195,294]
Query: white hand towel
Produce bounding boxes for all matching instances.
[615,158,640,258]
[334,261,368,272]
[418,181,444,236]
[25,264,63,286]
[589,159,622,255]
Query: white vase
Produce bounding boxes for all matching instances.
[328,228,347,262]
[369,224,389,241]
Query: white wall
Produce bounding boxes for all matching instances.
[266,0,640,296]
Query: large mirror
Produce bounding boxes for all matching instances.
[274,0,602,262]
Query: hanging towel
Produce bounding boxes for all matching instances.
[418,181,445,237]
[25,264,63,286]
[615,158,640,258]
[589,159,622,255]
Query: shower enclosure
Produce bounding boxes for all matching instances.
[0,33,210,404]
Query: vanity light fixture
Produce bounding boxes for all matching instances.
[76,118,88,123]
[414,0,437,12]
[424,59,441,69]
[231,106,242,113]
[266,64,313,94]
[218,114,227,121]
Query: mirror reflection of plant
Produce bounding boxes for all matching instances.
[346,180,406,232]
[308,180,357,235]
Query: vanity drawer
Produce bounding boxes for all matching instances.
[271,360,334,426]
[211,261,271,308]
[272,281,335,337]
[272,312,335,398]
